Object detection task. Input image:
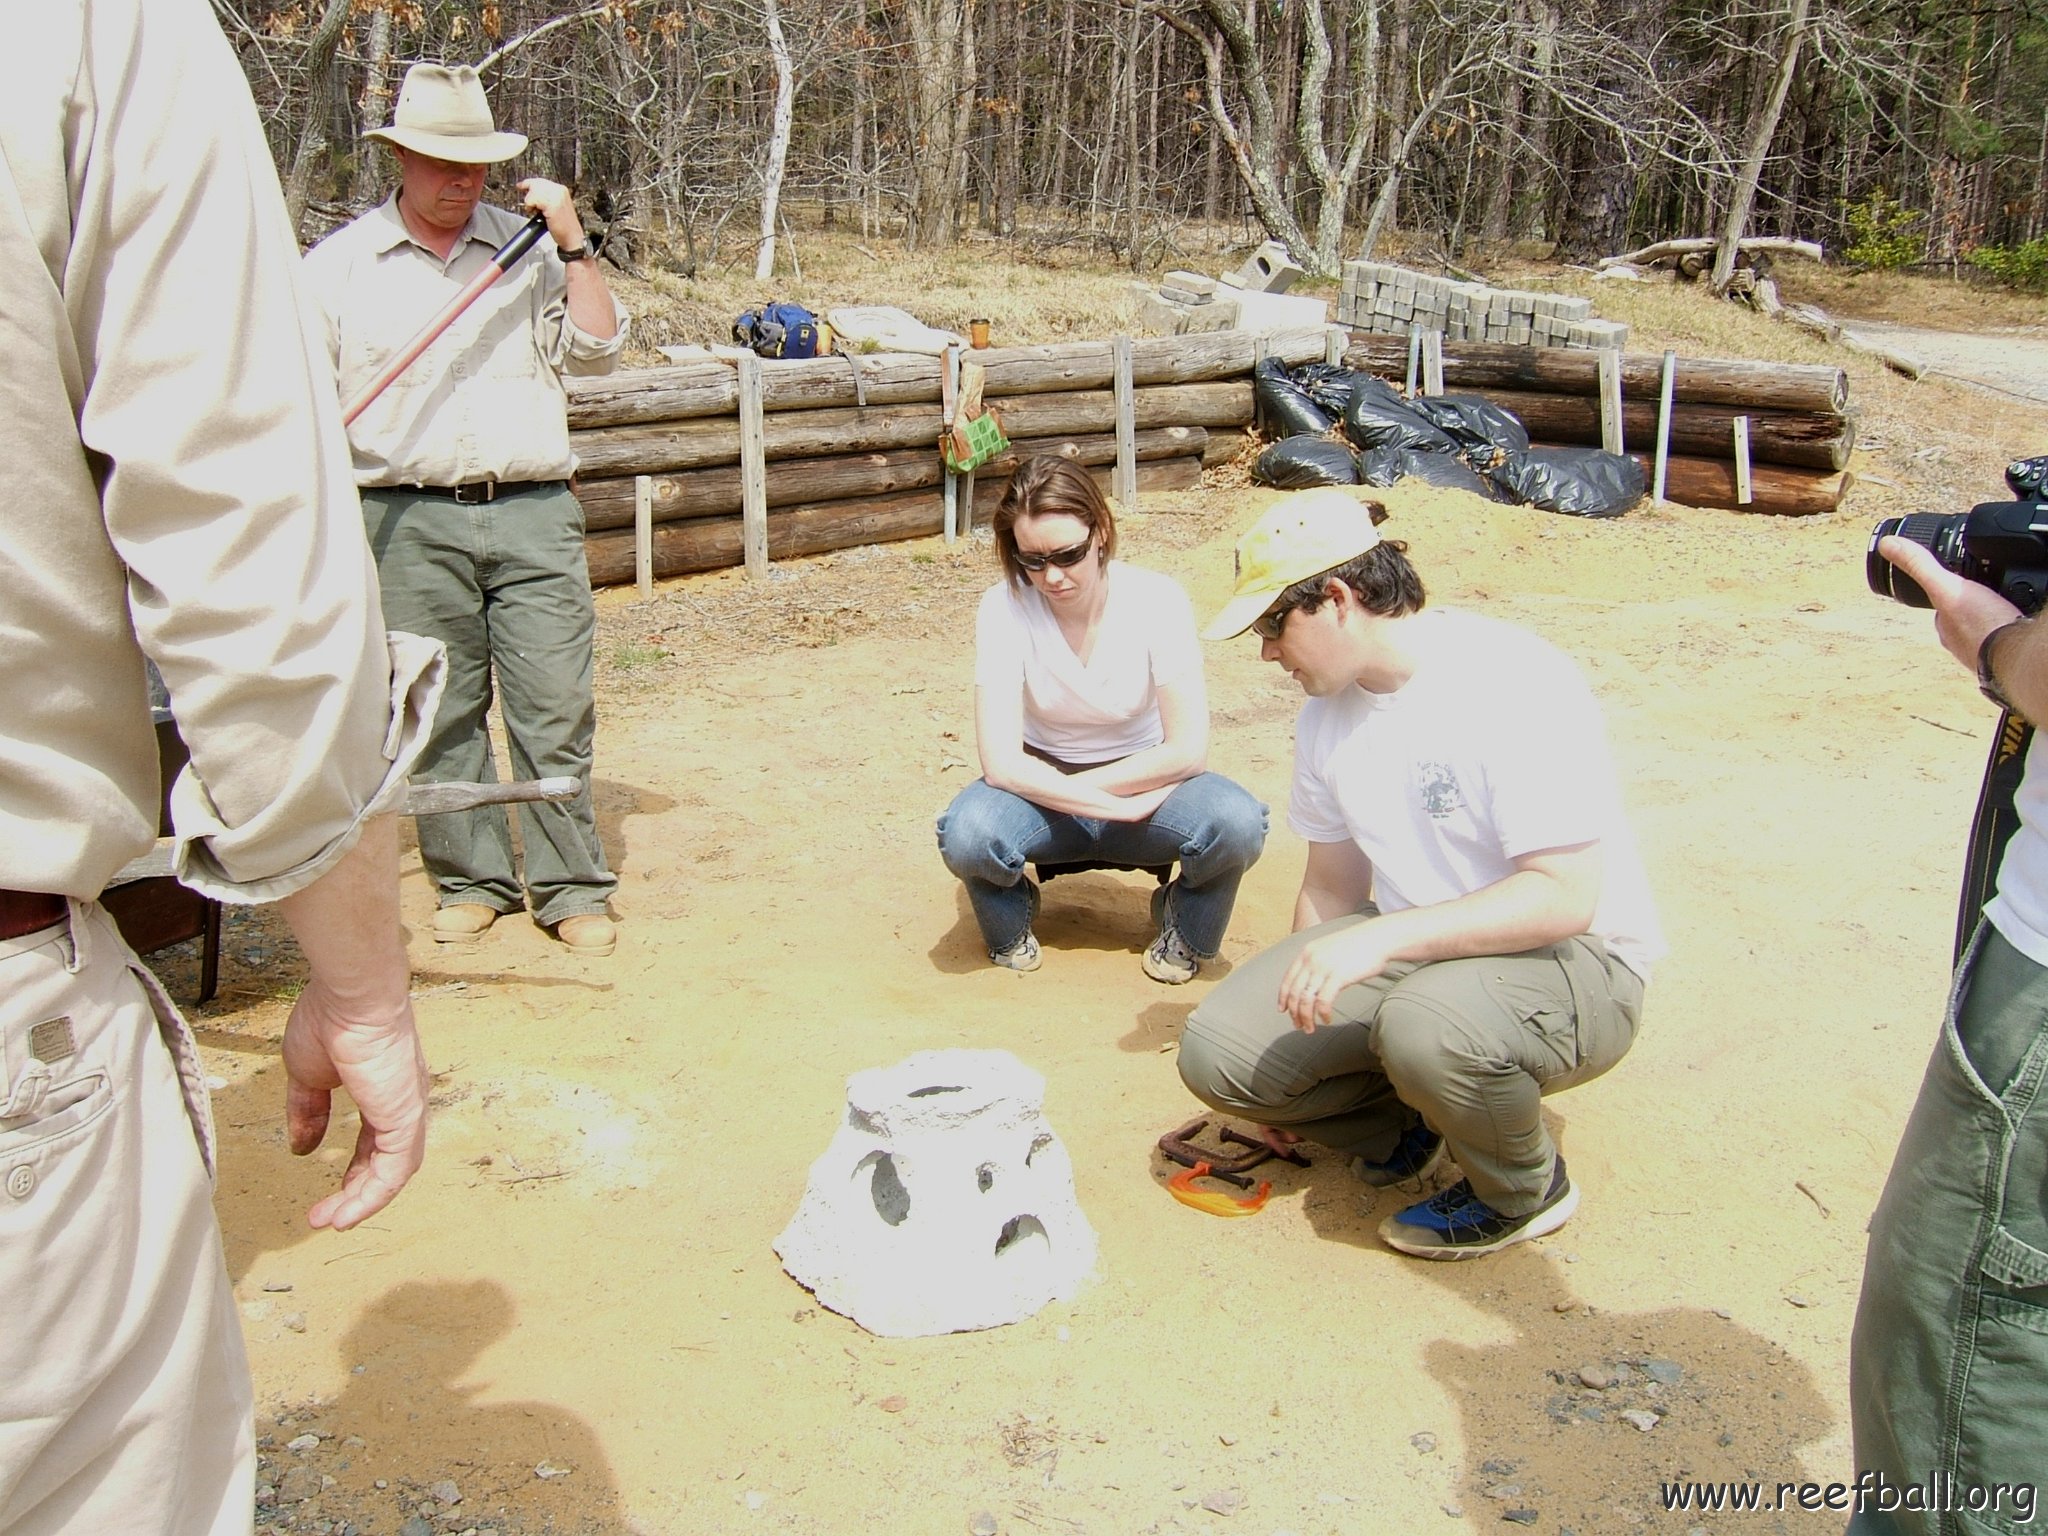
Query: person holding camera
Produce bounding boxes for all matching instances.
[1848,535,2048,1531]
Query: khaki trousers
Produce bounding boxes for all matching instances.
[1178,911,1644,1215]
[0,903,251,1535]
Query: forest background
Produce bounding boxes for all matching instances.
[218,0,2048,296]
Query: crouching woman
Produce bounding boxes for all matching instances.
[935,456,1267,982]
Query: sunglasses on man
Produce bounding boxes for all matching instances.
[1015,538,1095,573]
[1251,603,1296,641]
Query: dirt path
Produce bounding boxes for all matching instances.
[1836,318,2048,404]
[169,359,2048,1536]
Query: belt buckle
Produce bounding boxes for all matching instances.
[452,481,495,505]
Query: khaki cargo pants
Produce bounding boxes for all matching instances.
[1177,910,1644,1216]
[0,902,251,1535]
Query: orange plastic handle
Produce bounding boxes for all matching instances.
[1167,1160,1272,1217]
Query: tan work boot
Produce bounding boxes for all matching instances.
[432,903,500,943]
[553,913,617,957]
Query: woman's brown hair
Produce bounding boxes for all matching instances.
[989,455,1118,586]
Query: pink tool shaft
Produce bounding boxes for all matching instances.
[342,212,550,426]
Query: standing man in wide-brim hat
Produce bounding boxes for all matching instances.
[304,63,629,958]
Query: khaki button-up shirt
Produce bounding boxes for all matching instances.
[302,197,628,487]
[2,0,440,903]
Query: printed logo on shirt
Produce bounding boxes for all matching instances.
[1418,761,1464,820]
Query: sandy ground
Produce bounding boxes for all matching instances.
[157,334,2048,1536]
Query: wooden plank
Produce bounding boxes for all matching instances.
[1653,350,1677,503]
[634,474,653,599]
[942,345,959,543]
[574,429,1209,532]
[1324,326,1346,366]
[738,352,768,578]
[1421,329,1444,396]
[1406,325,1422,396]
[1733,417,1754,506]
[564,327,1336,427]
[1597,348,1623,455]
[1112,337,1138,510]
[1336,334,1849,414]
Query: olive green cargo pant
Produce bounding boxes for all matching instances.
[1848,924,2048,1536]
[1176,910,1644,1217]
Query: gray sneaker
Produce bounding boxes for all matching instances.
[990,930,1042,972]
[1143,925,1200,984]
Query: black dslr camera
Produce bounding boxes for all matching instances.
[1867,455,2048,614]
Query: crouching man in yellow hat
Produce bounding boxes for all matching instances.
[1180,489,1664,1258]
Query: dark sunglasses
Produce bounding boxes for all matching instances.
[1251,603,1296,641]
[1015,538,1095,573]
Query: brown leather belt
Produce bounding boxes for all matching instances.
[0,890,67,941]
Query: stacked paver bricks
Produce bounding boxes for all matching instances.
[1340,262,1628,350]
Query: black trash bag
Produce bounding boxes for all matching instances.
[1409,394,1531,461]
[1254,437,1363,488]
[1358,444,1503,501]
[1341,377,1460,456]
[1253,357,1334,439]
[1291,362,1380,418]
[1488,447,1647,518]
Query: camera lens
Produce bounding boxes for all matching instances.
[1867,513,1959,608]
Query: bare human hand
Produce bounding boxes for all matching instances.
[1879,533,2025,673]
[517,177,585,251]
[273,816,429,1231]
[1278,921,1393,1033]
[282,982,428,1231]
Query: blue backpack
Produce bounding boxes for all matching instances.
[733,301,821,359]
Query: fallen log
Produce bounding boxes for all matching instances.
[574,427,1209,533]
[1476,386,1855,471]
[565,327,1331,429]
[584,457,1205,587]
[1598,236,1824,269]
[571,382,1250,479]
[1637,451,1852,515]
[1339,336,1846,414]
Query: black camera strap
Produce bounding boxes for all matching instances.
[1957,710,2033,965]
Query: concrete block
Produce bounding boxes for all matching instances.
[1163,270,1217,297]
[776,1049,1098,1339]
[1230,288,1329,331]
[1216,270,1246,290]
[1182,296,1241,333]
[1231,239,1304,294]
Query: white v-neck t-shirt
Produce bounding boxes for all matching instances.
[974,561,1204,764]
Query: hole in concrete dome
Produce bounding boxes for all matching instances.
[1025,1134,1053,1166]
[977,1163,996,1193]
[908,1084,965,1097]
[855,1149,910,1226]
[994,1214,1048,1261]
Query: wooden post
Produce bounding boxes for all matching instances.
[941,344,960,542]
[1597,348,1623,455]
[1652,349,1677,503]
[634,474,653,599]
[1324,326,1345,367]
[1733,416,1754,506]
[737,352,768,578]
[1112,336,1138,510]
[1406,324,1422,396]
[1421,329,1444,397]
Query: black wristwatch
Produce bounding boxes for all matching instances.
[1978,620,2025,712]
[555,241,594,263]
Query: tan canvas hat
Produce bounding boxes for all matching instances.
[365,64,528,164]
[1202,489,1386,640]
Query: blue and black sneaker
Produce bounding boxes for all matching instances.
[1378,1157,1578,1260]
[1348,1120,1445,1188]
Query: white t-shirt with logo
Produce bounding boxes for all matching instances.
[1287,607,1666,981]
[974,561,1205,764]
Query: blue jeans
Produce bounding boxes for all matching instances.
[935,773,1267,957]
